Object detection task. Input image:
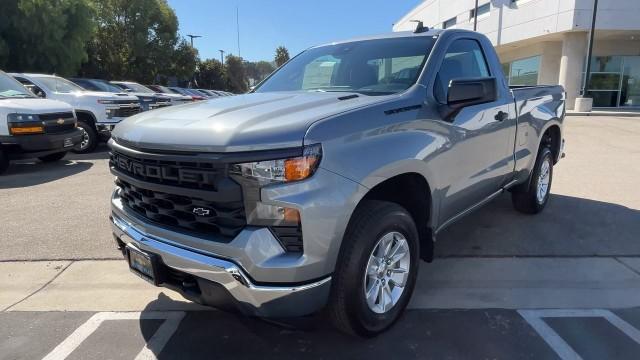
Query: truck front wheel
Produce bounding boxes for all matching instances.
[512,146,553,214]
[72,120,98,154]
[328,200,420,337]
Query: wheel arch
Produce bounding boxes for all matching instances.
[350,171,435,262]
[75,110,97,130]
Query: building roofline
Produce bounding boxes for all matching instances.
[394,0,437,30]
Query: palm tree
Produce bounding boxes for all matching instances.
[275,46,290,67]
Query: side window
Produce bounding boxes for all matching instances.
[434,39,490,103]
[15,77,45,98]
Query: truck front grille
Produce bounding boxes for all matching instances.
[113,106,142,117]
[110,148,247,240]
[40,112,76,134]
[116,179,246,239]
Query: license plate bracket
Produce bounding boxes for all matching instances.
[126,245,161,286]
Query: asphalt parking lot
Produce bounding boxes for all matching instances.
[1,115,640,359]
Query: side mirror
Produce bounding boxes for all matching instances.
[439,77,497,120]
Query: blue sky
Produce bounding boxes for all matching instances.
[167,0,420,62]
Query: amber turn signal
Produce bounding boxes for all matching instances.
[10,126,44,135]
[284,156,319,181]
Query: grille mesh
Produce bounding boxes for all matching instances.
[117,179,246,239]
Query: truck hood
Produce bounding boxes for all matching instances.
[161,93,192,101]
[71,91,138,101]
[112,91,390,153]
[0,98,73,113]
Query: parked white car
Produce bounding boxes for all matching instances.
[0,70,82,174]
[10,73,141,153]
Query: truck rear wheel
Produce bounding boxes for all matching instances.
[512,146,553,214]
[72,120,98,154]
[328,200,419,337]
[38,151,67,162]
[0,148,8,175]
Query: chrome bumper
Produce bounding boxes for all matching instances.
[111,214,331,317]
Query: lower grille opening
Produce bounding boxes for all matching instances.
[271,226,303,253]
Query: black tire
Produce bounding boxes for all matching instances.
[328,200,420,337]
[512,146,554,214]
[72,120,98,154]
[0,148,9,175]
[38,151,67,162]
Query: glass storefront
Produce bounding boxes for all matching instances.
[587,56,640,108]
[502,55,541,86]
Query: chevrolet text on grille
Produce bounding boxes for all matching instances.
[114,154,216,185]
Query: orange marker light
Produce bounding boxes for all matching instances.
[10,126,44,135]
[284,156,320,181]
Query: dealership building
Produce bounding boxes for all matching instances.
[394,0,640,109]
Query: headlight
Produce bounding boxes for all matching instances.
[7,113,44,135]
[230,143,322,185]
[230,144,322,228]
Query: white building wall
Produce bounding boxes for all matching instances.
[395,0,640,46]
[395,0,640,109]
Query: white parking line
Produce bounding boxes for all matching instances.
[518,309,640,360]
[42,311,185,360]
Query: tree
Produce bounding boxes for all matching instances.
[225,55,248,93]
[195,59,227,90]
[275,46,290,67]
[0,0,95,75]
[81,0,193,83]
[172,40,199,83]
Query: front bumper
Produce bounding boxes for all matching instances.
[0,129,83,159]
[111,213,331,317]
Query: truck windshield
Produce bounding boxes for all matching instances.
[93,80,126,93]
[120,83,154,93]
[255,36,436,96]
[36,76,85,93]
[0,72,35,99]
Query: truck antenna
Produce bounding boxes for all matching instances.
[410,20,428,33]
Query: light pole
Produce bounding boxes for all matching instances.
[186,34,202,87]
[581,0,599,96]
[219,49,225,64]
[186,34,202,48]
[473,0,479,31]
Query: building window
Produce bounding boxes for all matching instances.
[443,17,457,29]
[503,55,541,86]
[586,55,640,107]
[470,3,490,19]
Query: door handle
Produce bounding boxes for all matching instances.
[494,111,508,122]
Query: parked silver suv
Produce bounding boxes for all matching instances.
[109,28,565,336]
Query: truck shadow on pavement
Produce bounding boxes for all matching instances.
[138,293,557,360]
[436,193,640,257]
[0,159,93,189]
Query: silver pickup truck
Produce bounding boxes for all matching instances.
[109,28,565,336]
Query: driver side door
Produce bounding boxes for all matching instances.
[433,38,515,225]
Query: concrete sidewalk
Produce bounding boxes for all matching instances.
[3,257,640,312]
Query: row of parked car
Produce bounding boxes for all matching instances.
[0,70,232,174]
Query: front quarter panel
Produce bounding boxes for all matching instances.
[304,86,448,232]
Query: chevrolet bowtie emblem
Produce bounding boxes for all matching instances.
[56,118,65,125]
